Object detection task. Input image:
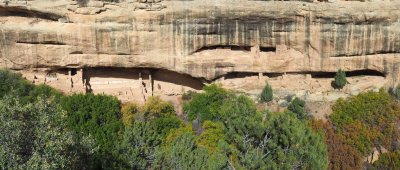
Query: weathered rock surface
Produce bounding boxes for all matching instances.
[1,0,400,115]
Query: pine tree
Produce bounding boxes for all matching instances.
[334,69,346,89]
[261,83,273,102]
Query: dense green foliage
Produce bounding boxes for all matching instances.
[373,150,400,169]
[28,84,63,102]
[287,97,309,120]
[0,97,97,169]
[60,93,123,168]
[117,121,160,169]
[182,84,328,169]
[153,129,229,169]
[121,102,140,126]
[334,69,347,89]
[330,89,400,155]
[0,69,62,104]
[196,121,227,152]
[181,90,197,101]
[183,84,234,122]
[260,83,273,102]
[0,69,33,99]
[116,97,184,169]
[389,84,400,101]
[307,89,400,169]
[1,69,399,169]
[309,119,362,170]
[236,111,328,169]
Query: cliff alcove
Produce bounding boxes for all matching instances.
[1,0,400,115]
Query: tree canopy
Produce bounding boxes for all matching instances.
[0,97,97,169]
[330,89,400,155]
[2,68,398,169]
[334,69,346,89]
[181,84,328,170]
[260,83,273,102]
[60,93,123,168]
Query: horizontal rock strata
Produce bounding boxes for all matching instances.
[1,0,400,113]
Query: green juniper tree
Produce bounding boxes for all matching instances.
[0,97,97,169]
[287,97,309,121]
[260,83,273,102]
[334,69,347,89]
[60,93,123,169]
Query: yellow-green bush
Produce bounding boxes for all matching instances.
[143,96,175,120]
[330,89,400,155]
[121,102,141,126]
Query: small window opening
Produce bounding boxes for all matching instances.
[71,68,77,76]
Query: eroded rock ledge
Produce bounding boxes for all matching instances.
[1,0,400,115]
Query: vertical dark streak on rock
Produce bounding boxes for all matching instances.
[388,28,394,53]
[294,18,298,49]
[335,24,344,57]
[33,32,38,68]
[223,19,228,45]
[31,32,39,68]
[94,21,100,53]
[187,10,192,55]
[188,10,194,55]
[182,10,187,55]
[355,25,361,56]
[319,23,325,69]
[195,19,200,55]
[213,21,218,47]
[1,30,10,60]
[305,13,310,57]
[110,31,115,53]
[237,20,242,45]
[364,51,369,70]
[346,24,352,56]
[170,10,177,56]
[383,26,389,53]
[366,24,371,55]
[135,15,141,57]
[391,63,397,87]
[127,22,132,54]
[149,18,154,53]
[288,22,293,47]
[275,21,281,46]
[172,20,177,56]
[202,23,206,51]
[179,19,184,56]
[360,25,365,56]
[329,23,334,58]
[320,23,325,58]
[258,21,263,46]
[232,19,237,45]
[383,57,389,76]
[395,31,400,53]
[256,22,261,45]
[285,22,289,47]
[248,22,253,46]
[243,21,248,46]
[127,15,136,55]
[224,19,229,45]
[376,24,381,53]
[265,21,270,46]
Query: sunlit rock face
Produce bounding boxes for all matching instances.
[1,0,400,114]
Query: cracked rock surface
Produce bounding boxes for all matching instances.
[1,0,400,114]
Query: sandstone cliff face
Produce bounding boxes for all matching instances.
[2,0,400,79]
[1,0,400,114]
